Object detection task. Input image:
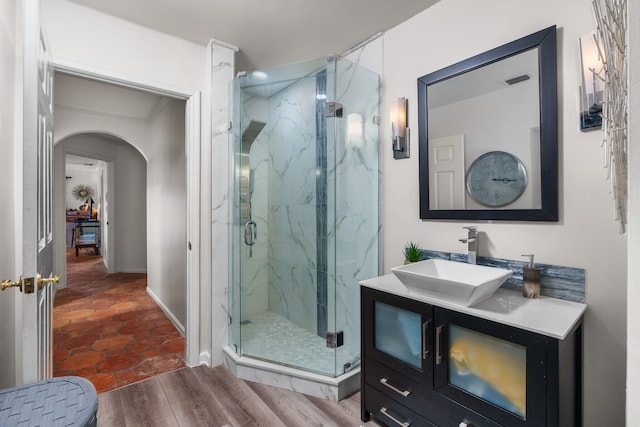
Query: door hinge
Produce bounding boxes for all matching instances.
[326,102,343,118]
[326,331,344,348]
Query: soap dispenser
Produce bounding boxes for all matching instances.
[521,254,541,298]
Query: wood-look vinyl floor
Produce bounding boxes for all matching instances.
[98,364,383,427]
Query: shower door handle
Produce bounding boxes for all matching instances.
[244,221,257,246]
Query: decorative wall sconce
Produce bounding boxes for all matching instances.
[391,97,410,159]
[592,0,628,233]
[579,31,604,131]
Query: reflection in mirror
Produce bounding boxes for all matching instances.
[428,49,540,210]
[418,26,558,221]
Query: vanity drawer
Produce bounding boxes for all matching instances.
[365,357,429,413]
[364,384,437,427]
[365,357,502,427]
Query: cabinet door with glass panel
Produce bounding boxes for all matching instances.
[362,288,434,383]
[433,308,549,427]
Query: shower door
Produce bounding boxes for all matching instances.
[229,57,379,378]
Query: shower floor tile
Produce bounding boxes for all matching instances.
[240,311,356,377]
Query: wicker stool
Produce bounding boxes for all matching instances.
[0,376,98,427]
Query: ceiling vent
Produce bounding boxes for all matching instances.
[505,74,530,85]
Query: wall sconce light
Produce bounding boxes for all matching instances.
[347,113,364,148]
[391,97,410,159]
[579,30,604,131]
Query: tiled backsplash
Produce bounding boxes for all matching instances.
[421,250,585,303]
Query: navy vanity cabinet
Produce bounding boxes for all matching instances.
[361,286,583,427]
[361,287,500,427]
[361,287,438,427]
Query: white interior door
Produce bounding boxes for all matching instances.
[428,134,466,210]
[19,0,55,384]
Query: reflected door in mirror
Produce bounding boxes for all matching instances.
[428,134,465,209]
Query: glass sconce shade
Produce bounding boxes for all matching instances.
[579,31,604,131]
[392,97,409,159]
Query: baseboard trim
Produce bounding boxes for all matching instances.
[198,351,212,367]
[146,287,186,335]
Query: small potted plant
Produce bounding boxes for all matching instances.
[404,241,422,264]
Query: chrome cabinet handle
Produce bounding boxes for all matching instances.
[380,407,411,427]
[379,378,410,397]
[435,324,443,365]
[422,320,431,360]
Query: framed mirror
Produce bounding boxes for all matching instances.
[418,26,558,221]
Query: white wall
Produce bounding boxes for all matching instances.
[0,0,17,389]
[42,0,207,95]
[43,0,209,357]
[65,163,101,210]
[627,0,639,420]
[147,98,187,329]
[384,1,626,425]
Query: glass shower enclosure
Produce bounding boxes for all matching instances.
[229,56,380,377]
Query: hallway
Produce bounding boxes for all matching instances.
[53,249,185,393]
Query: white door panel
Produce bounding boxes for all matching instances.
[428,134,466,210]
[20,0,55,384]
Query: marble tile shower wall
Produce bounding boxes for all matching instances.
[239,95,270,319]
[331,58,381,368]
[267,77,319,334]
[238,54,382,373]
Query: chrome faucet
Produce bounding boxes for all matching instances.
[459,226,479,264]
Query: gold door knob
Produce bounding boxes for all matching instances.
[38,274,61,290]
[1,277,23,291]
[1,274,60,293]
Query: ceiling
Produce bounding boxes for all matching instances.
[66,0,439,71]
[66,154,99,167]
[429,48,539,108]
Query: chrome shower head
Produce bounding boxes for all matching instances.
[241,120,266,154]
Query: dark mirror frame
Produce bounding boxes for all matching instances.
[417,26,558,221]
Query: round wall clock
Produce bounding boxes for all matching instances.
[466,151,527,207]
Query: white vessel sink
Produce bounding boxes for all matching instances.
[391,259,513,306]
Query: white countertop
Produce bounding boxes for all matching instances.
[360,274,587,340]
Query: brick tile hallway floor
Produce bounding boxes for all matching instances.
[53,248,185,393]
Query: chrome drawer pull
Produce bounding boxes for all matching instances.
[379,378,410,397]
[380,407,411,427]
[422,320,431,360]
